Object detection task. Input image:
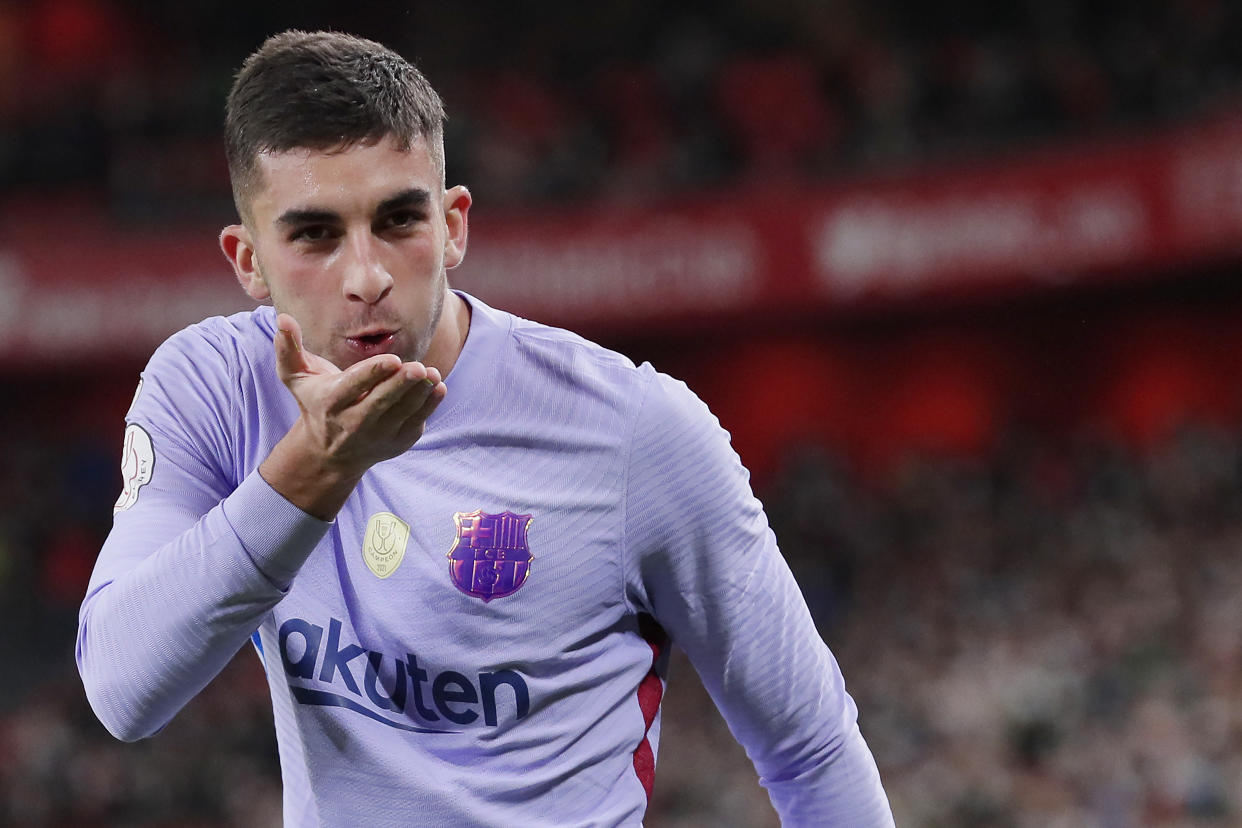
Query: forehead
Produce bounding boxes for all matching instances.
[249,136,440,223]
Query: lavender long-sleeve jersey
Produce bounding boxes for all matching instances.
[77,291,892,827]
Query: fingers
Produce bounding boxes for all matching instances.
[273,313,310,380]
[394,380,447,444]
[373,367,445,437]
[364,363,437,423]
[329,355,406,414]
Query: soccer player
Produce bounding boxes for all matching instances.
[77,30,893,826]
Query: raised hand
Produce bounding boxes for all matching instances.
[259,313,446,519]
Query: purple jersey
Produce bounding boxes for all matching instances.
[77,291,893,826]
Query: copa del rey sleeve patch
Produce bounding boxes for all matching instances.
[114,423,155,514]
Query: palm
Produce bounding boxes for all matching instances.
[271,312,446,472]
[299,348,342,377]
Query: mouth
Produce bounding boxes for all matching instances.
[344,329,399,357]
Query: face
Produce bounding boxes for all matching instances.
[220,135,470,370]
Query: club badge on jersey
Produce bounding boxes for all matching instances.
[448,510,533,602]
[362,512,411,578]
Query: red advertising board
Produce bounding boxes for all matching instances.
[2,118,1241,364]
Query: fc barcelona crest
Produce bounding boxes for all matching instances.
[448,510,533,602]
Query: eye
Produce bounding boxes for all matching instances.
[378,210,425,232]
[290,224,338,243]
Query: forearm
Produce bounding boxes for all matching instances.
[673,549,893,826]
[761,704,893,826]
[77,471,330,741]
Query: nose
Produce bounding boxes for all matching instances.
[341,234,394,305]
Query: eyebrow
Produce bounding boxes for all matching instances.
[376,187,431,215]
[274,188,432,229]
[275,208,339,229]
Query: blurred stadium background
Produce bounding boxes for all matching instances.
[3,0,1242,825]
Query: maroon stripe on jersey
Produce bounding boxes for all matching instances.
[632,617,668,801]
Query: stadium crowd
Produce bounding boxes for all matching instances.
[0,0,1240,216]
[2,417,1241,826]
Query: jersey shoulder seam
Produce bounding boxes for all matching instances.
[618,364,659,617]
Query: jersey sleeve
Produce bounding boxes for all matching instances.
[621,368,893,826]
[76,325,330,741]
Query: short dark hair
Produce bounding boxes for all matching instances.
[225,30,446,222]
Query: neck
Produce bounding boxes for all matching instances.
[423,289,471,378]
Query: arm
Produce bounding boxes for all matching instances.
[622,370,893,826]
[77,314,444,741]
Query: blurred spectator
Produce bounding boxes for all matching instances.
[4,0,1242,216]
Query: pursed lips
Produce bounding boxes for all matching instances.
[348,328,397,345]
[343,327,401,357]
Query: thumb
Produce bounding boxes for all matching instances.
[273,313,310,381]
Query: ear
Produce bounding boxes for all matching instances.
[219,224,270,300]
[442,185,471,270]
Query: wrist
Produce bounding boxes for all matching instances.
[260,420,364,520]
